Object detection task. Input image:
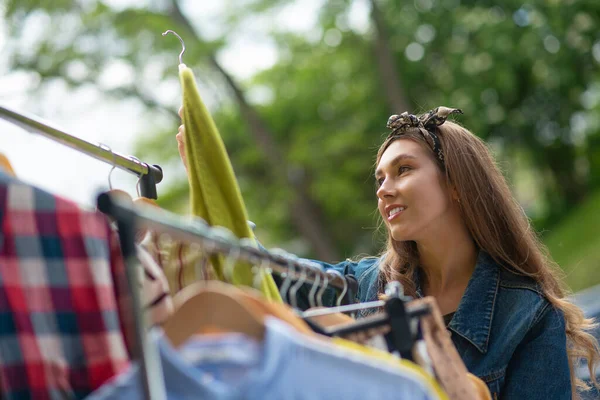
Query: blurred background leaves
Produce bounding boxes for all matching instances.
[2,0,600,290]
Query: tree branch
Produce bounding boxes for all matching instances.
[370,0,411,113]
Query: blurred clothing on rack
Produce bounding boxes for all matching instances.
[136,245,173,325]
[0,171,130,399]
[88,316,446,400]
[0,153,16,177]
[140,232,217,295]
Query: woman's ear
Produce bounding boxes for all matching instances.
[450,186,460,203]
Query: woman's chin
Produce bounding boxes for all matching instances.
[390,229,412,242]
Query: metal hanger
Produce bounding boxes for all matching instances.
[209,226,239,283]
[271,248,294,303]
[325,269,346,307]
[101,143,117,190]
[306,262,322,309]
[162,30,186,65]
[302,298,386,318]
[316,270,330,307]
[235,237,266,290]
[254,252,276,292]
[102,143,133,204]
[288,254,307,310]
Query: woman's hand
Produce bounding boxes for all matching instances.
[176,106,187,171]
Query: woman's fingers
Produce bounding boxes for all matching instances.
[176,124,187,170]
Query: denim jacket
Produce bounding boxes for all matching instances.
[308,251,571,400]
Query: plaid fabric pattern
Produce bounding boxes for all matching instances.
[0,172,129,399]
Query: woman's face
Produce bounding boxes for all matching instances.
[375,139,454,242]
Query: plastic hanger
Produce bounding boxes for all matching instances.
[323,282,431,360]
[132,157,159,208]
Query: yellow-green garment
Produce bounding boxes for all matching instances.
[179,64,282,303]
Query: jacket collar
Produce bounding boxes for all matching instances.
[415,251,500,354]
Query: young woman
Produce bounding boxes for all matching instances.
[176,106,599,399]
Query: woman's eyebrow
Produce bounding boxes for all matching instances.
[375,154,417,178]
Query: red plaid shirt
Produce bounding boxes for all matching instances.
[0,172,130,399]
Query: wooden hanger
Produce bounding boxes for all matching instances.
[132,169,160,208]
[107,189,133,203]
[306,307,355,328]
[0,153,16,177]
[240,286,316,336]
[133,196,159,208]
[162,280,266,347]
[163,248,320,347]
[132,197,160,240]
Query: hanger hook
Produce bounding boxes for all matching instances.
[162,30,186,65]
[289,255,306,310]
[306,262,321,309]
[129,156,143,197]
[315,267,329,307]
[208,226,237,283]
[253,255,271,292]
[102,144,117,190]
[238,238,264,290]
[224,247,241,284]
[271,249,293,304]
[326,269,348,307]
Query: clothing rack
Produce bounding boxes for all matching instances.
[0,105,164,199]
[108,194,166,400]
[96,191,359,399]
[97,191,354,299]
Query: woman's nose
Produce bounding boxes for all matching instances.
[377,179,396,199]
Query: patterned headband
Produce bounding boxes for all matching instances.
[386,106,463,164]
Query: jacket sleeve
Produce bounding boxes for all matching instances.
[501,304,571,399]
[256,235,378,309]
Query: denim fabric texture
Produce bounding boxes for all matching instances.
[306,251,571,400]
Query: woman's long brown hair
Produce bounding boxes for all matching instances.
[376,121,599,397]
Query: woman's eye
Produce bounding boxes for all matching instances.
[376,178,385,187]
[399,166,411,174]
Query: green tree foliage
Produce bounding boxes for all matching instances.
[2,1,600,279]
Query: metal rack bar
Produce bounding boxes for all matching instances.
[96,192,349,292]
[0,105,163,198]
[97,192,166,399]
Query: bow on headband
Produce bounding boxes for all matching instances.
[386,106,463,164]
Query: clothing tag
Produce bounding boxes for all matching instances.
[181,336,260,366]
[184,348,239,364]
